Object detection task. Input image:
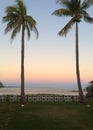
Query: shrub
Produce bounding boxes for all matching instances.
[86,81,93,98]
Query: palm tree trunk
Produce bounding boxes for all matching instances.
[20,22,25,104]
[75,22,85,103]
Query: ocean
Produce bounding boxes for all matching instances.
[4,82,88,89]
[0,82,87,95]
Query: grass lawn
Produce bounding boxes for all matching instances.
[0,101,93,130]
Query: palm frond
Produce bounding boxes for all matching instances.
[25,24,30,40]
[14,17,22,30]
[5,6,20,15]
[3,0,38,42]
[84,15,93,23]
[58,17,75,36]
[4,22,15,34]
[3,13,18,23]
[26,16,38,39]
[26,16,36,26]
[81,10,93,23]
[63,0,74,9]
[81,0,93,9]
[52,8,72,17]
[10,17,22,41]
[72,0,81,11]
[32,25,39,39]
[81,10,89,16]
[16,0,26,15]
[4,15,22,34]
[11,26,20,42]
[56,0,68,5]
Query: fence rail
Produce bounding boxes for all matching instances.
[0,94,79,102]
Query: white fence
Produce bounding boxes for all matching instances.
[0,94,79,102]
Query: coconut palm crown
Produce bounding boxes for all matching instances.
[3,0,38,40]
[53,0,93,36]
[52,0,93,102]
[3,0,39,104]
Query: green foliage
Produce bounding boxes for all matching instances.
[86,81,93,98]
[52,0,93,36]
[3,0,39,42]
[2,0,39,104]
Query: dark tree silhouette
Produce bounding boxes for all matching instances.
[52,0,93,102]
[3,0,39,104]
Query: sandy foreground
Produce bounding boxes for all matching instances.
[0,87,84,95]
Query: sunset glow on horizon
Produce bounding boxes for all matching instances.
[0,0,93,87]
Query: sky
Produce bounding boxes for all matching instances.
[0,0,93,88]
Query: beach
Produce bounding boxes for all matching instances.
[0,87,81,95]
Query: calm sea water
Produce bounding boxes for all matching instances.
[4,82,88,89]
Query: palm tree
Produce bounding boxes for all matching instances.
[52,0,93,103]
[3,0,39,104]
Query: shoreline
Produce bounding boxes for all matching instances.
[0,87,86,96]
